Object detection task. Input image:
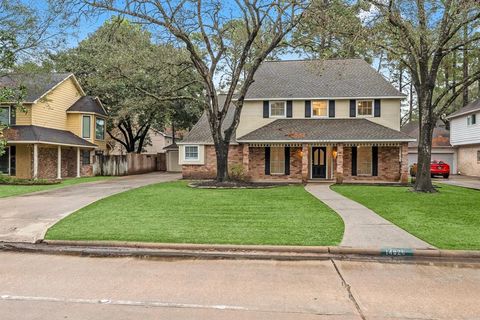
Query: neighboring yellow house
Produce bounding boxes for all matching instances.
[0,73,108,179]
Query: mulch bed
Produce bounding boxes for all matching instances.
[188,180,292,189]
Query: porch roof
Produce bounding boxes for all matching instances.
[237,119,415,143]
[3,125,97,148]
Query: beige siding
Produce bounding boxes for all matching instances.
[367,99,401,131]
[15,144,32,179]
[31,77,83,130]
[15,105,32,125]
[236,101,275,138]
[66,113,82,136]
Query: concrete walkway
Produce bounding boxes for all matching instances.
[0,172,181,243]
[435,175,480,190]
[305,184,434,249]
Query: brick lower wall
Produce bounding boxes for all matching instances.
[248,147,302,182]
[182,145,243,179]
[342,146,402,182]
[37,146,93,179]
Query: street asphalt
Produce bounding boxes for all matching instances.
[0,252,479,319]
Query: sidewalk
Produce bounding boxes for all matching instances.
[305,184,434,249]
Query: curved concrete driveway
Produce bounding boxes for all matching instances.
[0,172,181,243]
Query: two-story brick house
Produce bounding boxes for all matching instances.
[178,59,414,183]
[0,73,108,179]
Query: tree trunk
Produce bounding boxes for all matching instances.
[462,16,469,107]
[409,81,414,121]
[414,98,436,192]
[215,141,229,182]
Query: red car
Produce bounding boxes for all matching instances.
[410,160,450,179]
[430,160,450,179]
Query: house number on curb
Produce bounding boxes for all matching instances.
[381,248,414,256]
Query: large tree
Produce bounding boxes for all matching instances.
[53,17,202,153]
[76,0,307,181]
[365,0,480,192]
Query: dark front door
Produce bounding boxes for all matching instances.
[311,147,327,179]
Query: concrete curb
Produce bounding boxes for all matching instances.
[0,240,475,262]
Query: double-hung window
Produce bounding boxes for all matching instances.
[357,100,373,117]
[0,106,10,125]
[357,146,372,175]
[82,115,91,139]
[270,147,285,174]
[95,118,105,140]
[185,146,199,161]
[269,101,286,117]
[467,114,476,126]
[312,100,328,117]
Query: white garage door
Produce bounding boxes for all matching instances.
[408,153,455,173]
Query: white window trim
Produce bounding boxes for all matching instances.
[467,114,477,126]
[95,117,106,141]
[184,145,199,161]
[269,101,287,118]
[311,100,329,118]
[0,105,11,126]
[356,100,374,118]
[82,115,91,139]
[0,146,11,176]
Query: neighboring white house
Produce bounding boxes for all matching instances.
[447,99,480,177]
[401,120,456,174]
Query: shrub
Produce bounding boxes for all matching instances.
[0,175,59,185]
[229,164,248,181]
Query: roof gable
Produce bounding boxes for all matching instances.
[67,96,107,116]
[447,99,480,119]
[245,59,405,100]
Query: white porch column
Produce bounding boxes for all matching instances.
[76,147,81,178]
[33,144,39,180]
[57,145,62,180]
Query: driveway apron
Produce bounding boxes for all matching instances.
[0,172,181,243]
[435,175,480,190]
[305,184,434,249]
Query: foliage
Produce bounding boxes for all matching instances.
[333,184,480,250]
[228,163,247,182]
[46,181,344,246]
[53,17,202,153]
[0,175,59,185]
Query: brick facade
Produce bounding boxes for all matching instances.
[33,146,93,180]
[182,143,409,183]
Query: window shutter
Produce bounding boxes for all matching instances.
[9,146,16,176]
[374,99,381,117]
[349,100,356,117]
[284,147,290,175]
[372,146,378,176]
[286,100,293,118]
[265,147,270,175]
[10,106,16,125]
[329,100,335,118]
[351,146,357,176]
[263,101,269,118]
[305,100,311,118]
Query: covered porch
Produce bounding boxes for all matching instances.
[240,142,409,184]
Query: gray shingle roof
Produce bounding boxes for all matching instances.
[237,119,414,142]
[245,59,405,99]
[67,96,107,116]
[447,98,480,119]
[181,94,237,144]
[4,125,97,148]
[0,73,73,103]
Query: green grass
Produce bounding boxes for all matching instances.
[331,184,480,250]
[46,181,344,246]
[0,176,113,198]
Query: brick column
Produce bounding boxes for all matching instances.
[301,144,309,182]
[336,144,344,184]
[242,144,249,175]
[400,142,409,184]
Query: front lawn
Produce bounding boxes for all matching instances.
[46,181,344,246]
[0,176,113,198]
[331,184,480,250]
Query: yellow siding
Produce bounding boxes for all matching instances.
[93,115,107,151]
[15,105,32,125]
[14,144,32,179]
[31,77,83,130]
[66,113,82,137]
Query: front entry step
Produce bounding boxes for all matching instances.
[306,179,335,184]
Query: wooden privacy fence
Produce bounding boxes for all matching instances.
[93,153,166,176]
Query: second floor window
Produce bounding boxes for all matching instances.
[312,101,328,117]
[467,114,476,126]
[357,100,373,117]
[0,107,9,125]
[95,118,105,140]
[269,101,286,117]
[82,115,91,139]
